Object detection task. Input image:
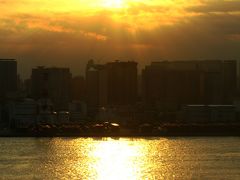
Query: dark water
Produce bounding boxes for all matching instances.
[0,137,240,179]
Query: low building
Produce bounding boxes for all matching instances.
[69,101,87,123]
[57,111,70,125]
[8,99,37,129]
[37,99,56,125]
[180,105,237,124]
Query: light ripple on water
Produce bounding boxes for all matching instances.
[0,137,240,179]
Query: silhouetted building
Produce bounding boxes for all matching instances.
[222,60,237,103]
[179,105,237,124]
[86,60,104,114]
[142,60,237,109]
[31,66,72,110]
[24,79,32,97]
[71,76,86,101]
[104,61,138,106]
[69,101,87,123]
[0,59,17,98]
[86,60,138,114]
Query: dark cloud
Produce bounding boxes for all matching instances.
[0,0,240,78]
[0,13,139,78]
[131,10,240,60]
[187,0,240,13]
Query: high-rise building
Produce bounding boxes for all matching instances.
[0,59,17,98]
[86,60,104,113]
[222,60,237,103]
[71,76,86,101]
[142,60,237,109]
[86,60,138,113]
[31,66,72,110]
[105,61,138,106]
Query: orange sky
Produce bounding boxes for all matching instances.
[0,0,240,78]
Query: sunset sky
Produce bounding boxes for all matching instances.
[1,0,240,78]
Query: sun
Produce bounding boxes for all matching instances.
[102,0,126,8]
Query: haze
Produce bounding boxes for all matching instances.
[0,0,240,78]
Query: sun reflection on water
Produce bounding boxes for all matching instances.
[44,138,174,179]
[89,138,142,180]
[1,138,240,179]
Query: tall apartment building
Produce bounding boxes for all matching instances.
[86,60,138,112]
[142,60,237,109]
[105,61,138,106]
[86,60,104,112]
[31,66,72,110]
[71,76,86,101]
[0,59,17,98]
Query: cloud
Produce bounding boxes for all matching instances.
[0,0,240,78]
[187,0,240,13]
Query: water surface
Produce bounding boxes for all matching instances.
[0,137,240,179]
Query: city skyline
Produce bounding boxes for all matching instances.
[1,58,240,137]
[1,0,240,78]
[1,58,238,106]
[1,1,240,179]
[1,58,240,80]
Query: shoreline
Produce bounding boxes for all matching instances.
[1,132,240,138]
[1,124,240,137]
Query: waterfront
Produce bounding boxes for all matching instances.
[0,137,240,179]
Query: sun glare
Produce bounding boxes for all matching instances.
[102,0,126,8]
[90,139,141,179]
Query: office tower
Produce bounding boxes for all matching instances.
[0,59,17,98]
[105,61,138,106]
[142,60,237,109]
[31,66,72,110]
[86,60,138,113]
[71,76,86,101]
[86,60,104,112]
